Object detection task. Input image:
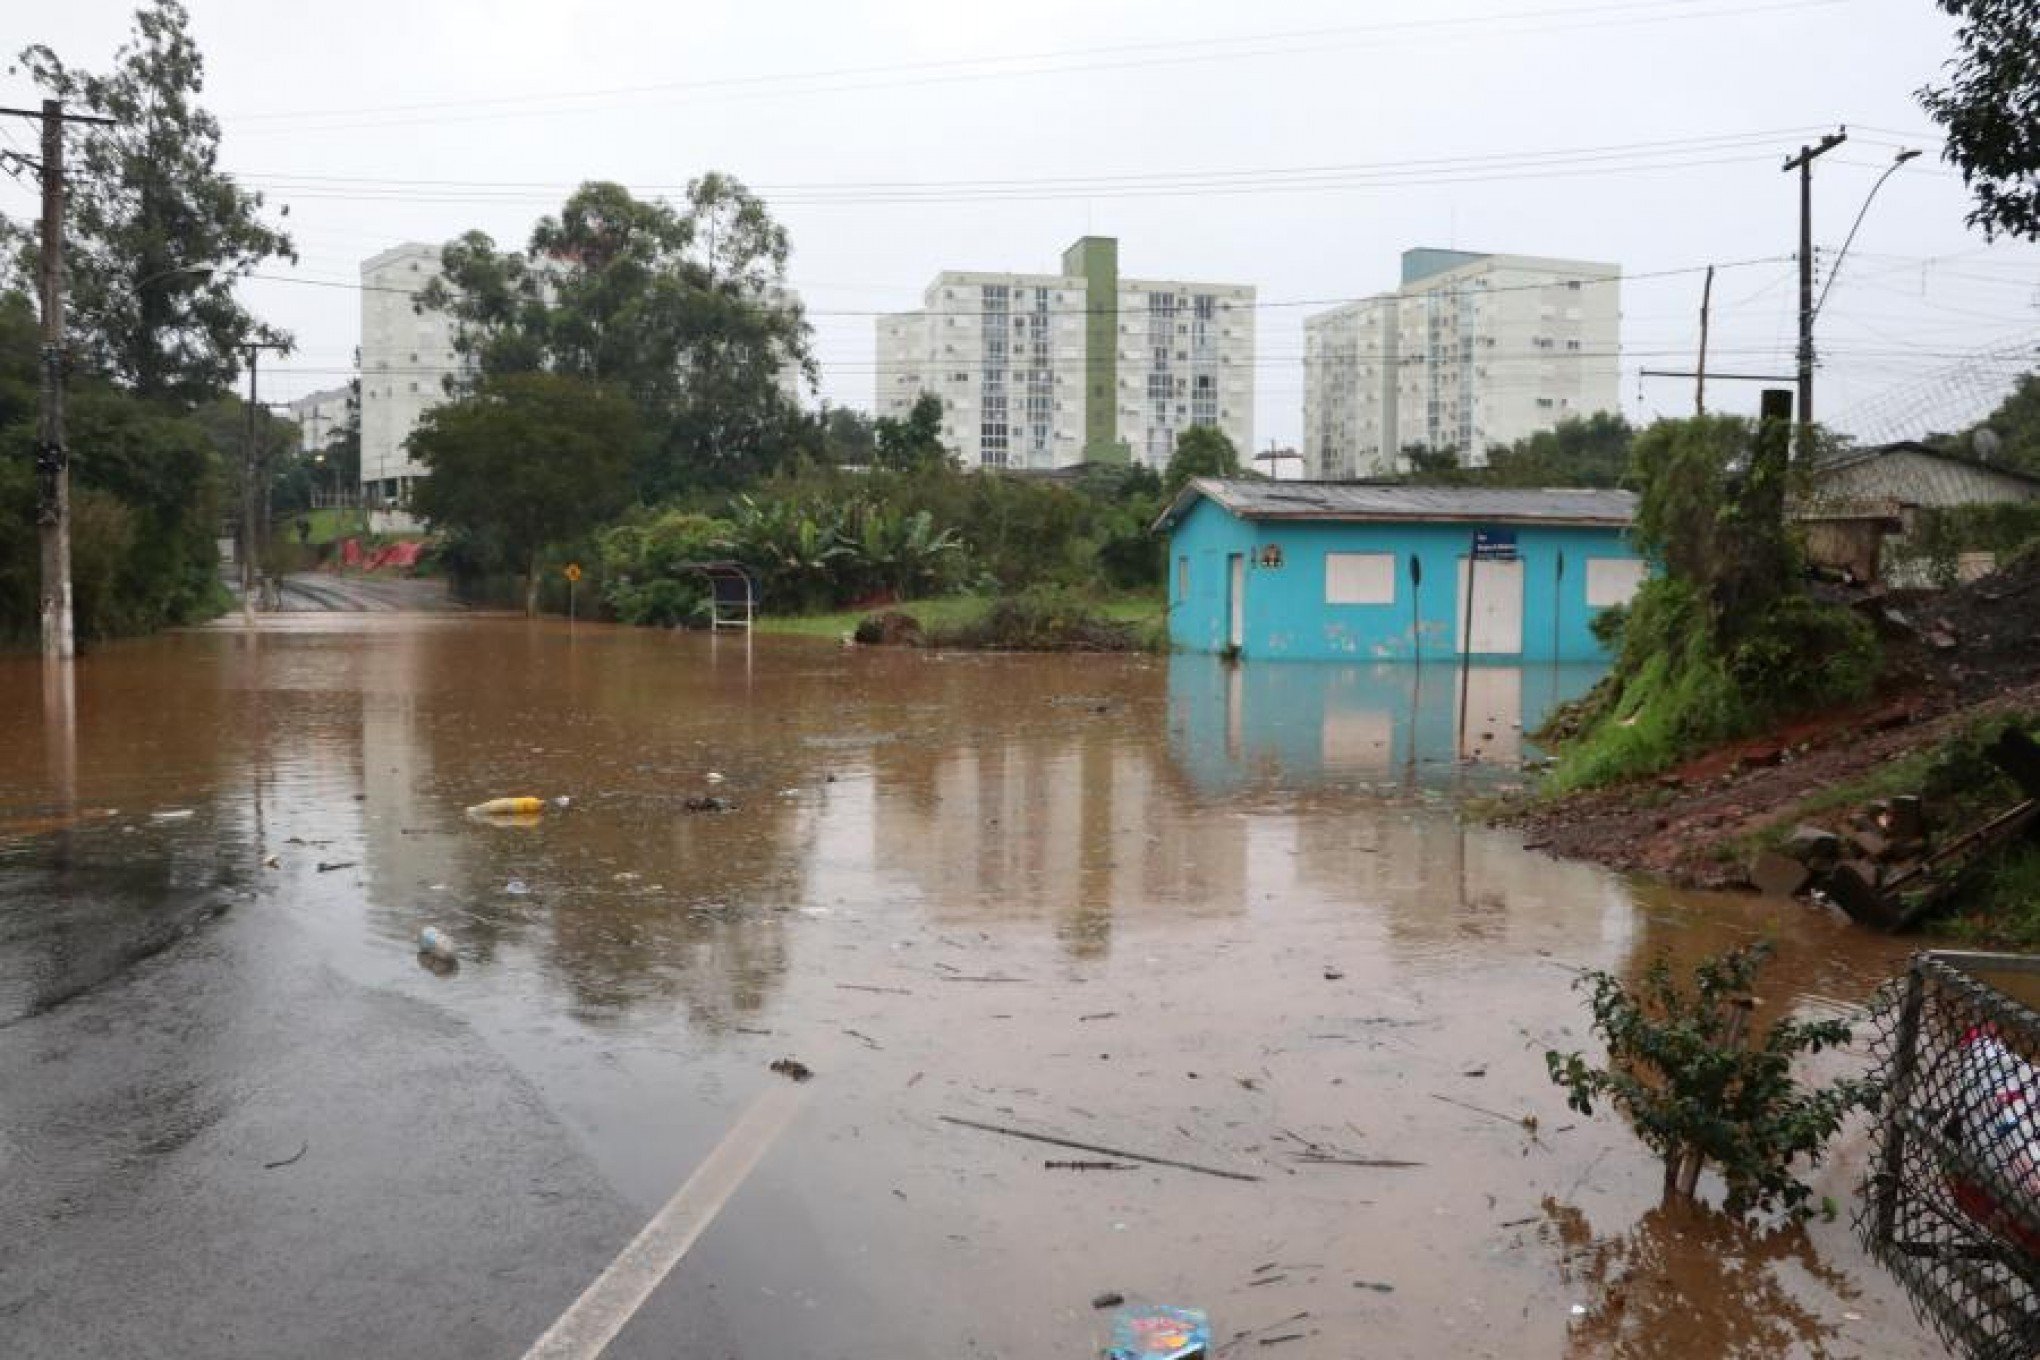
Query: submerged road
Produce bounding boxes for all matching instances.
[0,617,1944,1358]
[0,862,735,1360]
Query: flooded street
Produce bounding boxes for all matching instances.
[0,617,1940,1358]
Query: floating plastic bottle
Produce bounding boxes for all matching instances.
[467,796,546,817]
[418,926,458,962]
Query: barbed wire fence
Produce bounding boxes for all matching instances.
[1832,333,2040,449]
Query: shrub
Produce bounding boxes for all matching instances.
[1547,942,1879,1218]
[926,586,1139,651]
[598,509,731,626]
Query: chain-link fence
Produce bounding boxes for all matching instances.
[1860,951,2040,1360]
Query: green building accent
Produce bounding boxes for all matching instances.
[1061,236,1128,464]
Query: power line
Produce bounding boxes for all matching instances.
[227,128,1829,197]
[244,255,1785,316]
[220,0,1846,133]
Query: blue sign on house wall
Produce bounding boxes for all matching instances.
[1472,528,1518,561]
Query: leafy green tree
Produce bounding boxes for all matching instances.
[817,404,876,467]
[7,1,295,402]
[419,176,811,499]
[408,374,639,615]
[1485,412,1633,487]
[1547,942,1877,1217]
[1400,442,1467,480]
[1918,0,2040,241]
[874,392,950,472]
[1950,370,2040,476]
[1165,425,1242,488]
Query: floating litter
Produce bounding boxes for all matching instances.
[1107,1304,1209,1359]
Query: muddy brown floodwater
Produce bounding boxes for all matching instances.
[0,616,1945,1357]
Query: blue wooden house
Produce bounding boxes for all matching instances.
[1152,480,1646,662]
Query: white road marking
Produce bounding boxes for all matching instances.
[522,1082,805,1360]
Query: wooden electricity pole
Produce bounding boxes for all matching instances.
[3,100,115,661]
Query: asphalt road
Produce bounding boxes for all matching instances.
[0,870,737,1360]
[272,572,463,613]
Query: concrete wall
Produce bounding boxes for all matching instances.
[1165,496,1643,662]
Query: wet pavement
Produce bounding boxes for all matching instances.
[0,617,1942,1357]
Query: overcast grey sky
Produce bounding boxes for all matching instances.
[4,0,2036,449]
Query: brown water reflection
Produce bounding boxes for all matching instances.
[0,619,1944,1357]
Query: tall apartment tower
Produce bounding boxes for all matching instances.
[877,237,1254,470]
[359,243,461,519]
[1304,249,1621,479]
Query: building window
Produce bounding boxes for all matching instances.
[1176,556,1189,601]
[1586,558,1646,608]
[1325,552,1396,605]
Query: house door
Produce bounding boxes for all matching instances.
[1455,557,1525,655]
[1226,554,1245,650]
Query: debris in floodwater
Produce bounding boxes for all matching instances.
[1079,1011,1118,1022]
[417,926,458,966]
[1044,1159,1136,1171]
[263,1139,309,1170]
[1322,967,1345,981]
[705,771,725,785]
[1353,1280,1395,1293]
[467,796,547,817]
[1107,1304,1210,1360]
[683,795,736,814]
[503,878,531,895]
[843,1029,882,1050]
[770,1057,813,1082]
[315,861,356,873]
[1092,1291,1125,1310]
[262,854,280,869]
[151,809,195,821]
[938,1115,1259,1182]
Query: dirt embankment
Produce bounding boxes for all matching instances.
[1505,551,2040,890]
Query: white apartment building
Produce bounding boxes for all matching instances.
[285,385,351,454]
[1304,249,1621,479]
[877,237,1254,471]
[359,243,461,517]
[360,244,808,521]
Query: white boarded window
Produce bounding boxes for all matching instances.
[1585,558,1647,608]
[1325,552,1396,605]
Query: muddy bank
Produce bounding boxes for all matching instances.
[1502,552,2040,892]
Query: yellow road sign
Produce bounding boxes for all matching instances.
[563,563,583,583]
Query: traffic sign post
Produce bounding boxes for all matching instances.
[563,563,582,623]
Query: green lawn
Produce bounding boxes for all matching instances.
[755,593,1164,640]
[277,506,371,546]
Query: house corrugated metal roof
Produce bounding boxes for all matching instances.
[1153,479,1637,533]
[1806,442,2040,510]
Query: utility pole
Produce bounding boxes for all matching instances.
[3,100,115,662]
[1784,127,1846,462]
[236,341,285,623]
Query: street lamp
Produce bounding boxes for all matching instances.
[135,261,215,289]
[1814,148,1922,321]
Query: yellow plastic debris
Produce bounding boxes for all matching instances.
[467,796,547,817]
